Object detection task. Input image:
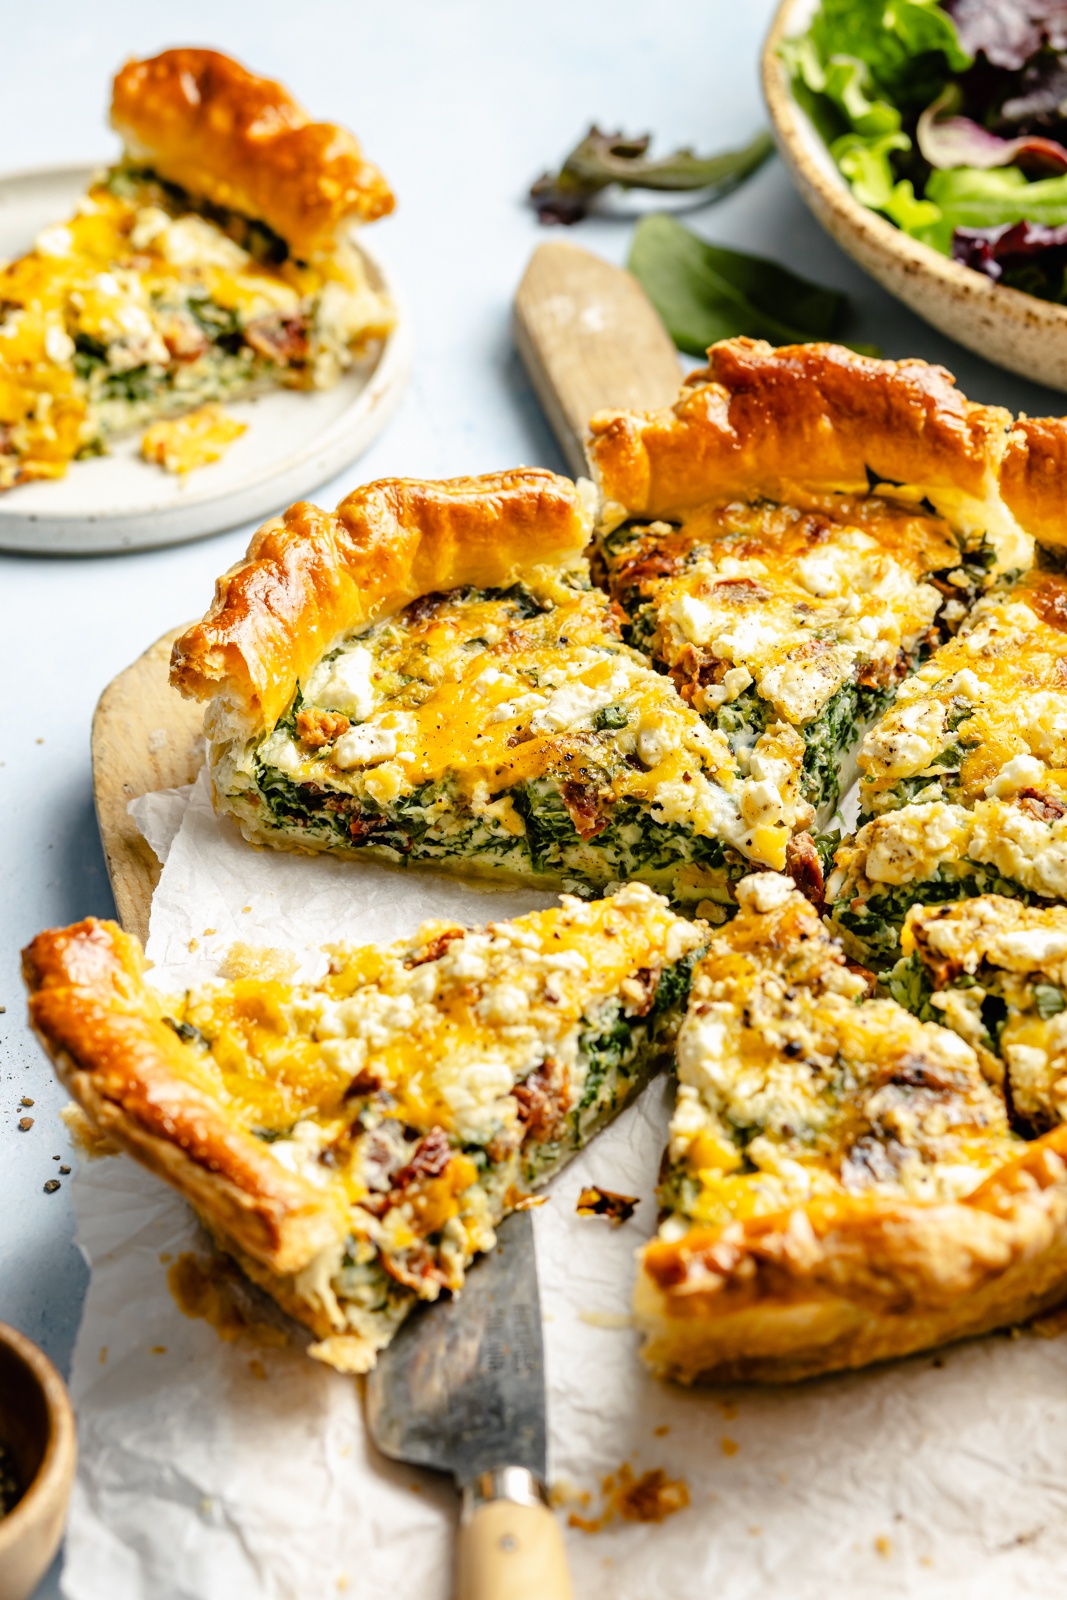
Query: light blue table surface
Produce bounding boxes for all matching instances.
[2,2,1065,1593]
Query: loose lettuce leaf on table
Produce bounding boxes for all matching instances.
[530,127,773,225]
[626,213,854,357]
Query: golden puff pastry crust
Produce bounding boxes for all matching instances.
[589,337,1067,562]
[637,1131,1067,1384]
[169,469,591,744]
[111,48,394,259]
[22,919,344,1277]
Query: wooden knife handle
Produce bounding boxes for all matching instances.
[457,1470,574,1600]
[513,239,681,477]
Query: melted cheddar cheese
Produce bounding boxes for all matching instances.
[658,875,1019,1240]
[165,882,704,1367]
[0,167,393,487]
[856,572,1067,818]
[227,565,815,907]
[598,490,980,818]
[893,896,1067,1130]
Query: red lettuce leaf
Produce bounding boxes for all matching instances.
[918,86,1067,172]
[952,217,1067,282]
[942,1,1067,71]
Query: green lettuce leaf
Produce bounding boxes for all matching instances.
[914,164,1067,251]
[627,213,849,356]
[808,0,970,110]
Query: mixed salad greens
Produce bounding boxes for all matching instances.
[785,0,1067,301]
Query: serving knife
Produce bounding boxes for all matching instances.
[366,1209,574,1600]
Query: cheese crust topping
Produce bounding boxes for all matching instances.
[598,490,975,818]
[660,877,1016,1236]
[227,563,814,904]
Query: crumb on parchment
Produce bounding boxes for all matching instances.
[561,1463,690,1533]
[220,943,299,982]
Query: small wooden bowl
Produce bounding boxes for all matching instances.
[0,1324,76,1600]
[762,0,1067,392]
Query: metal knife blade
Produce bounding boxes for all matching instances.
[365,1208,546,1489]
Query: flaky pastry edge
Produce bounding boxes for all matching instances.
[589,337,1067,562]
[110,48,394,258]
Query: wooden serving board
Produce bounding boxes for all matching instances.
[92,243,681,942]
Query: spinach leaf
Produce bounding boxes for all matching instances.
[627,214,849,357]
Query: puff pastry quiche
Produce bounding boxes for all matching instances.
[0,48,394,488]
[23,885,704,1371]
[635,873,1067,1383]
[170,469,817,913]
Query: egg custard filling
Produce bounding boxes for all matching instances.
[829,572,1067,964]
[228,563,815,913]
[891,896,1067,1133]
[0,166,393,488]
[24,886,704,1372]
[635,874,1028,1383]
[596,489,998,821]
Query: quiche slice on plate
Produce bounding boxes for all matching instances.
[634,873,1067,1384]
[588,340,1039,828]
[0,47,394,488]
[170,469,816,914]
[828,572,1067,965]
[23,884,705,1372]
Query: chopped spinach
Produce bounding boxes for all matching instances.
[1035,983,1067,1020]
[593,702,629,731]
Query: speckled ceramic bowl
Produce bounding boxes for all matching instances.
[0,1324,76,1600]
[763,0,1067,393]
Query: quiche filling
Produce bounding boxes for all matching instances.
[853,573,1067,820]
[597,490,993,819]
[159,884,704,1368]
[223,563,815,912]
[652,876,1018,1244]
[0,166,394,487]
[829,573,1067,962]
[891,896,1067,1132]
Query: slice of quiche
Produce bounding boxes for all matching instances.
[0,48,394,488]
[828,572,1067,963]
[634,873,1067,1384]
[596,491,973,821]
[24,884,705,1372]
[891,895,1067,1131]
[588,339,1049,830]
[171,469,816,913]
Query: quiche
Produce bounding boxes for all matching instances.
[829,572,1067,964]
[588,340,1047,828]
[23,884,705,1372]
[0,48,394,489]
[170,469,815,914]
[892,895,1067,1132]
[634,873,1067,1384]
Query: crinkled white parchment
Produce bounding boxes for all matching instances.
[62,777,1067,1599]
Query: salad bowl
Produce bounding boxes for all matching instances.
[762,0,1067,392]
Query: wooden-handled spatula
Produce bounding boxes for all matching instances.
[513,238,682,475]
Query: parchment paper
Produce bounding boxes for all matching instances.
[60,773,1067,1598]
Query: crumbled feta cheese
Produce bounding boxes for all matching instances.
[985,753,1046,799]
[735,873,794,914]
[333,725,398,768]
[309,646,379,721]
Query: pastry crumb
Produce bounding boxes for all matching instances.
[220,942,299,982]
[720,1436,739,1457]
[576,1185,638,1224]
[141,403,246,475]
[874,1535,892,1558]
[577,1309,632,1330]
[567,1464,689,1533]
[62,1102,118,1158]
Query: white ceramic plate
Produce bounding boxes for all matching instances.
[0,164,412,555]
